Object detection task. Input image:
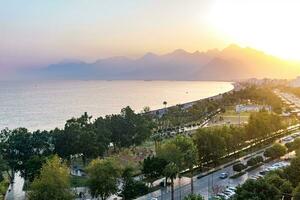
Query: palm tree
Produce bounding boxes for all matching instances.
[163,162,179,200]
[151,133,162,152]
[163,101,168,109]
[184,149,198,194]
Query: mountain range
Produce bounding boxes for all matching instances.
[28,44,300,81]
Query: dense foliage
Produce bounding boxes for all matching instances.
[234,150,300,199]
[264,143,287,159]
[121,167,149,199]
[246,156,263,166]
[86,158,122,200]
[0,106,153,182]
[233,162,247,172]
[233,178,281,200]
[157,85,283,128]
[28,156,73,200]
[183,194,205,200]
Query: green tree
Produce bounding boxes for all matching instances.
[157,141,182,168]
[28,156,73,200]
[293,183,300,200]
[142,156,168,185]
[108,106,153,149]
[54,113,110,164]
[233,163,246,172]
[86,158,122,200]
[25,155,47,182]
[176,137,198,194]
[183,194,204,200]
[233,179,280,200]
[264,143,287,159]
[281,181,293,199]
[121,167,149,199]
[157,136,198,193]
[289,138,300,152]
[285,156,300,186]
[246,111,283,142]
[164,162,179,200]
[0,128,52,181]
[193,128,226,166]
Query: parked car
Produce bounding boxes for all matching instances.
[226,186,236,192]
[219,172,229,179]
[283,136,293,142]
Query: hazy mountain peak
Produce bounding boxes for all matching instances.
[171,49,189,55]
[222,44,242,52]
[58,59,85,65]
[27,45,299,81]
[142,52,158,59]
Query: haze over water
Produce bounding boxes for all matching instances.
[0,80,233,131]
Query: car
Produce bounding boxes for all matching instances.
[217,193,229,199]
[219,172,229,179]
[259,170,266,175]
[227,186,236,192]
[224,189,235,197]
[257,174,264,178]
[249,175,258,180]
[197,175,203,179]
[283,136,293,142]
[251,175,261,179]
[209,196,222,200]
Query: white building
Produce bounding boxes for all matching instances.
[290,76,300,87]
[235,104,272,113]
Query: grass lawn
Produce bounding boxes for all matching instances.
[208,107,251,126]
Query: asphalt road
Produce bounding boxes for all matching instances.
[137,131,298,200]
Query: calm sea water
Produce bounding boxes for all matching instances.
[0,80,233,131]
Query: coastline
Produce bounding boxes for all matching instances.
[0,80,234,131]
[148,82,236,117]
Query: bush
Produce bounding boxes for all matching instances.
[247,158,256,166]
[245,163,264,172]
[264,143,287,159]
[230,171,246,179]
[285,142,294,152]
[233,163,247,172]
[246,156,263,167]
[255,156,264,163]
[286,138,300,152]
[184,194,204,200]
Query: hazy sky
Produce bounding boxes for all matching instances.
[1,0,300,75]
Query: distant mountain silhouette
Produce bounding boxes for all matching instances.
[29,44,300,80]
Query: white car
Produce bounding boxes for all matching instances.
[282,136,293,142]
[227,186,236,192]
[224,189,235,197]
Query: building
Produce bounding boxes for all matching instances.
[289,76,300,87]
[235,104,272,113]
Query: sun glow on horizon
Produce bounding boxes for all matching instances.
[208,0,300,60]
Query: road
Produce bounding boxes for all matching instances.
[136,146,286,200]
[5,172,25,200]
[136,90,300,200]
[137,135,296,200]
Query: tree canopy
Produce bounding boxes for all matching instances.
[86,158,122,200]
[28,156,73,200]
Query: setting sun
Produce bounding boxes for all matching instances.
[209,0,300,60]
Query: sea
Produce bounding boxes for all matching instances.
[0,80,233,131]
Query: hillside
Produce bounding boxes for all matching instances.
[29,44,300,81]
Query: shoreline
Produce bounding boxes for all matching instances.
[148,82,236,117]
[0,81,235,131]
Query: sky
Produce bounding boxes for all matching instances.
[1,0,300,76]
